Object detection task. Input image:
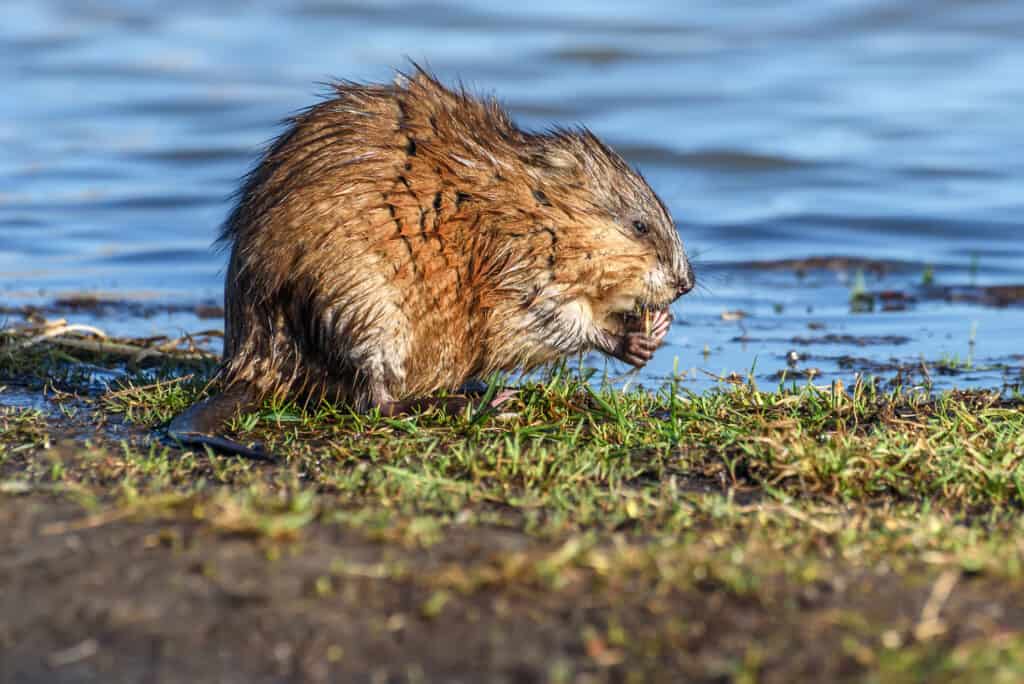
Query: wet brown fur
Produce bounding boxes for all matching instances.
[218,66,692,412]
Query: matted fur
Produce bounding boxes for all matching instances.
[219,66,692,410]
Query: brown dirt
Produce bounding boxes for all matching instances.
[4,490,1023,684]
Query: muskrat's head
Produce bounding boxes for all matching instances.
[523,129,695,335]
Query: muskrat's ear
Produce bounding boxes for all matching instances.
[534,146,580,177]
[544,147,577,171]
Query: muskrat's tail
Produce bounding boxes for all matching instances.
[167,383,275,461]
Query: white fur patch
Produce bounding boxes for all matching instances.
[554,298,596,351]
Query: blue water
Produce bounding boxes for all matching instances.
[2,1,1022,391]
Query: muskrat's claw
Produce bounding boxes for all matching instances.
[648,309,672,341]
[489,388,519,408]
[624,308,671,336]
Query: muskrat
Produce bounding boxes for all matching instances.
[169,66,694,457]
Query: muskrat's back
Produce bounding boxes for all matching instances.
[218,66,694,415]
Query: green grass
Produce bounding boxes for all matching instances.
[98,367,1024,514]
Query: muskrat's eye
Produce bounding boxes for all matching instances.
[632,220,649,236]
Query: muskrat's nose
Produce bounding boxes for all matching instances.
[675,269,695,298]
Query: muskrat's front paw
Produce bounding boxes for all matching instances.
[617,332,662,368]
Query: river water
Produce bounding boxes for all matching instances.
[2,0,1022,392]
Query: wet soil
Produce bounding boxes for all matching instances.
[4,490,1022,684]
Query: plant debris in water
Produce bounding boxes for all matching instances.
[0,295,225,320]
[2,319,1024,682]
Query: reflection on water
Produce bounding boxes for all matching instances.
[2,0,1022,391]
